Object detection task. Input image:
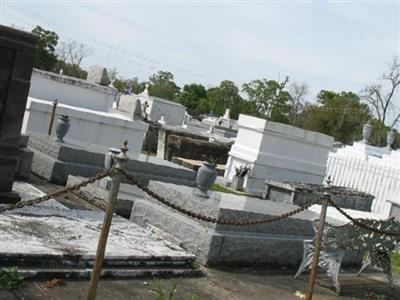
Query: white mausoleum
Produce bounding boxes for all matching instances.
[225,114,334,194]
[23,69,148,156]
[118,85,186,126]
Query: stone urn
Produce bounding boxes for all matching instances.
[231,175,245,191]
[387,129,395,149]
[361,122,372,144]
[194,162,217,198]
[54,115,70,143]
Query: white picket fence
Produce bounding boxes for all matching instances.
[326,153,400,214]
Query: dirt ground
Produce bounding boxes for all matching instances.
[1,267,399,300]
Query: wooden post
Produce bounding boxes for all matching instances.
[86,141,129,300]
[306,194,330,300]
[48,99,58,135]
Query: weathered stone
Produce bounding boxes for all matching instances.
[130,181,361,266]
[0,25,37,202]
[0,181,197,279]
[86,65,110,86]
[28,132,197,185]
[264,180,374,212]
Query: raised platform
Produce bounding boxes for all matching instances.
[130,182,362,267]
[28,132,197,186]
[0,181,197,279]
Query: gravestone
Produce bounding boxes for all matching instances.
[0,25,37,203]
[87,65,110,86]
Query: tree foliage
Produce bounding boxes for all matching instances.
[31,26,59,71]
[204,80,242,119]
[178,83,207,110]
[242,77,291,123]
[302,90,371,144]
[148,71,180,101]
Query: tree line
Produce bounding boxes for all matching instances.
[31,25,400,148]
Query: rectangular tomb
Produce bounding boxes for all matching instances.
[130,181,362,267]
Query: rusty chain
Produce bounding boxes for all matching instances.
[3,163,400,236]
[327,197,400,237]
[67,190,107,211]
[0,168,114,213]
[120,169,315,225]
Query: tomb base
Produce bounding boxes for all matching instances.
[130,182,362,267]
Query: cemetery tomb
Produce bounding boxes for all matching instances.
[225,114,334,195]
[0,25,37,203]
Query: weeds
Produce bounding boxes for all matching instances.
[150,281,200,300]
[0,267,24,290]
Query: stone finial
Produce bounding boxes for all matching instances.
[87,65,110,86]
[114,140,129,164]
[361,122,372,144]
[387,129,395,150]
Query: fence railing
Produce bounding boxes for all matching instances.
[326,152,400,214]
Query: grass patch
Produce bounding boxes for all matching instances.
[210,183,242,195]
[391,251,400,275]
[0,267,24,290]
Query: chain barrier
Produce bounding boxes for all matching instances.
[327,198,400,237]
[120,169,315,225]
[0,168,114,213]
[67,190,107,211]
[3,162,400,236]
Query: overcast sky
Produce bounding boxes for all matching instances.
[1,0,399,100]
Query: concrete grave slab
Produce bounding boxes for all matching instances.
[0,181,197,279]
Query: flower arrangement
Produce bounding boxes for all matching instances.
[234,164,251,178]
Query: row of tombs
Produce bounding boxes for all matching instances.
[19,66,400,222]
[1,24,398,270]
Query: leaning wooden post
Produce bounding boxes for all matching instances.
[306,180,331,300]
[86,140,129,300]
[48,99,58,135]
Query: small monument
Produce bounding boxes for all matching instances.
[222,108,230,120]
[132,99,143,120]
[87,65,111,86]
[140,83,150,98]
[0,25,37,202]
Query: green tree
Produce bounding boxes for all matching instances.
[148,71,180,101]
[178,83,207,110]
[206,80,242,119]
[302,90,371,144]
[31,26,59,71]
[242,77,291,123]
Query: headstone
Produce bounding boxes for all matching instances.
[132,99,143,120]
[87,65,110,86]
[0,25,37,202]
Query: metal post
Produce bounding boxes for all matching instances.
[306,194,330,300]
[86,141,129,300]
[48,99,58,135]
